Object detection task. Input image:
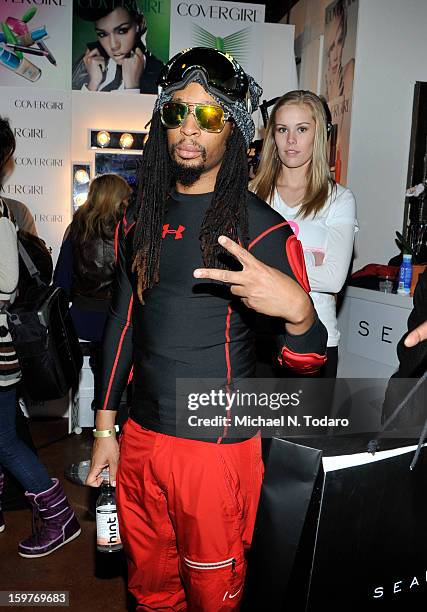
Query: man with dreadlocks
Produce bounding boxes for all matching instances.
[87,48,327,610]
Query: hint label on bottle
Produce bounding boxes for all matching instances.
[96,504,122,546]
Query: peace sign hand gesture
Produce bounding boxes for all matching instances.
[194,235,315,335]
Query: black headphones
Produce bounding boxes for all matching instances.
[319,96,333,140]
[260,94,333,139]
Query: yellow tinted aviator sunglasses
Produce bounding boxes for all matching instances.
[160,101,230,133]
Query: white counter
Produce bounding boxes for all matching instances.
[333,287,414,431]
[337,286,413,379]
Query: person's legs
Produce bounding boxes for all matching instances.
[117,421,263,611]
[0,386,81,557]
[2,389,40,512]
[169,435,264,611]
[116,420,186,611]
[89,342,101,415]
[0,387,51,493]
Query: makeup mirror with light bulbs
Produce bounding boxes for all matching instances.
[72,162,91,212]
[89,129,147,151]
[72,129,146,211]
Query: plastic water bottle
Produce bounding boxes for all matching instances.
[397,254,412,295]
[96,481,122,552]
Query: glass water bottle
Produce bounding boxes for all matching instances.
[96,480,123,553]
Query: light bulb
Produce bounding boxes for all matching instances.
[73,192,88,208]
[74,169,89,184]
[119,133,134,149]
[97,130,111,148]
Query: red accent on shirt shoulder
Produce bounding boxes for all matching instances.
[286,235,311,293]
[248,221,289,251]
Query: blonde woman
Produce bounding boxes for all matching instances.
[53,173,132,410]
[251,90,357,377]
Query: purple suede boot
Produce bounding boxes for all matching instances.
[18,478,81,558]
[0,467,4,533]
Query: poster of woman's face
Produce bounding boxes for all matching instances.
[72,0,164,94]
[322,0,358,185]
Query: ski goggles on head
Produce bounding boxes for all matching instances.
[157,47,249,103]
[160,101,230,133]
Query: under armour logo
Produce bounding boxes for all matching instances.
[162,224,186,240]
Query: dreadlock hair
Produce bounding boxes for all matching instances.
[132,111,171,300]
[132,112,249,302]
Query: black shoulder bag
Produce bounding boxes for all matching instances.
[4,240,83,401]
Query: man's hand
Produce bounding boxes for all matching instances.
[404,320,427,348]
[86,436,119,488]
[83,47,106,91]
[122,48,145,89]
[194,235,314,333]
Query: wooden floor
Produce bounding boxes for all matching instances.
[0,418,130,611]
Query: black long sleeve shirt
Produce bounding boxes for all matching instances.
[99,190,327,437]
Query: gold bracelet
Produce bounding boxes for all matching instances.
[93,424,119,438]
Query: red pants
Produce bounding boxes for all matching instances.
[116,419,264,611]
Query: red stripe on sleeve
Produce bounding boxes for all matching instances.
[102,295,134,410]
[114,222,120,263]
[217,304,233,443]
[224,303,233,385]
